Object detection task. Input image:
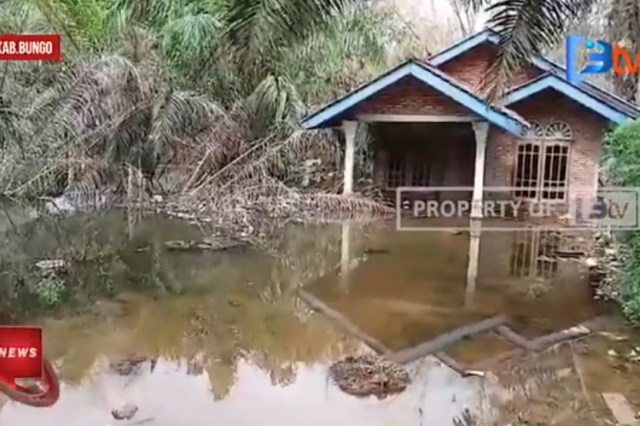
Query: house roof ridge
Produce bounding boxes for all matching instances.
[427,29,639,115]
[411,58,528,125]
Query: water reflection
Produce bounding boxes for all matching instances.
[1,355,496,426]
[0,216,612,425]
[308,219,605,354]
[0,286,497,426]
[508,228,559,279]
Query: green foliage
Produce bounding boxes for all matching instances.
[621,232,640,324]
[605,119,640,324]
[0,0,401,318]
[603,120,640,186]
[34,270,66,305]
[0,0,404,198]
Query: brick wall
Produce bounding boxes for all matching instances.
[485,91,606,214]
[438,44,542,90]
[354,77,472,116]
[354,40,606,213]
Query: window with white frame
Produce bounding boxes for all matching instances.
[513,121,571,201]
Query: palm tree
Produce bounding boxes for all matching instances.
[0,0,398,195]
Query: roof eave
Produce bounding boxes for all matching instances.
[504,75,634,124]
[301,60,528,136]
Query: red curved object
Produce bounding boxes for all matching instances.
[0,358,60,407]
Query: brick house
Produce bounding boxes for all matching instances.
[300,30,640,219]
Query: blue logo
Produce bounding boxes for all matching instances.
[566,35,613,82]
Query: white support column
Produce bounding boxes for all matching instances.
[471,121,489,219]
[342,121,358,194]
[465,219,481,308]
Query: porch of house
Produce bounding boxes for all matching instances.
[344,117,490,218]
[367,120,477,203]
[301,59,530,219]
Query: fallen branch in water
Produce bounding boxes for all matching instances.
[570,341,590,403]
[434,352,486,378]
[471,315,611,370]
[297,289,393,356]
[495,325,542,351]
[389,315,507,365]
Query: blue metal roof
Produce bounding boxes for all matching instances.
[504,74,631,124]
[428,30,501,66]
[428,29,639,122]
[300,58,529,136]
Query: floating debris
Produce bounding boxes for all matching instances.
[111,402,139,420]
[109,354,150,376]
[35,259,66,270]
[598,331,629,342]
[328,354,411,399]
[602,393,637,426]
[163,239,243,251]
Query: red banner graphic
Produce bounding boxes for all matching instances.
[0,326,59,407]
[0,34,61,61]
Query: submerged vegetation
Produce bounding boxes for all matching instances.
[0,0,409,315]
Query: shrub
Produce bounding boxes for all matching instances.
[604,119,640,323]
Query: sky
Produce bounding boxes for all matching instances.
[386,0,489,46]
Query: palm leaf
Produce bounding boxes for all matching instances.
[458,0,597,99]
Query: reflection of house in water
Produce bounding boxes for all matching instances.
[476,226,583,286]
[508,228,559,280]
[469,225,600,337]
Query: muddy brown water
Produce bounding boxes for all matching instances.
[0,218,637,425]
[308,219,608,360]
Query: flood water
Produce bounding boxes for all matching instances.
[0,215,635,425]
[308,218,607,362]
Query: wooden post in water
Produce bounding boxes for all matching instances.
[465,219,481,308]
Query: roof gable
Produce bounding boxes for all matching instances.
[301,59,528,136]
[428,30,639,122]
[504,75,631,124]
[429,30,500,66]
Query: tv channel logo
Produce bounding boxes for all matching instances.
[571,188,640,230]
[566,35,640,83]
